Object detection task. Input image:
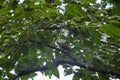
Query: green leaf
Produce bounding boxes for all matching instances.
[81,0,96,3]
[64,68,73,76]
[110,20,120,27]
[0,58,9,65]
[88,27,100,44]
[73,72,81,80]
[20,44,28,55]
[98,73,109,80]
[30,73,37,78]
[0,7,12,15]
[53,68,59,78]
[100,25,120,41]
[55,0,61,5]
[0,0,4,5]
[65,4,86,17]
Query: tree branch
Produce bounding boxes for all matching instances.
[41,27,61,30]
[20,40,120,79]
[56,60,120,78]
[45,44,77,62]
[13,59,120,80]
[13,66,48,80]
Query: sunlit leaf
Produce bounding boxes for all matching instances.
[0,7,12,15]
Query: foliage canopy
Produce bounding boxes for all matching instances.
[0,0,120,80]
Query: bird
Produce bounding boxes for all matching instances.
[56,41,71,52]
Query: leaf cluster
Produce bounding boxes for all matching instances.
[0,0,120,80]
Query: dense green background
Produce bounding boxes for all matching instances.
[0,0,120,80]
